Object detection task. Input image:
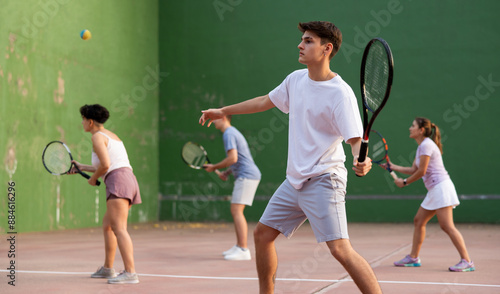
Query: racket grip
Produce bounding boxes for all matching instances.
[390,171,398,180]
[80,171,101,186]
[356,140,369,178]
[358,141,368,163]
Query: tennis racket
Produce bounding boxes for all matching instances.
[181,141,212,169]
[369,130,397,180]
[42,141,101,186]
[358,38,394,166]
[181,142,223,177]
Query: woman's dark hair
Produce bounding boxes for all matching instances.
[415,117,443,154]
[80,104,110,124]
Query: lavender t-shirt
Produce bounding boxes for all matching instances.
[415,137,450,190]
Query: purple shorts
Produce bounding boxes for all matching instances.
[104,167,142,205]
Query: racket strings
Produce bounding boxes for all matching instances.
[364,42,389,111]
[43,143,72,174]
[368,132,388,164]
[182,143,207,168]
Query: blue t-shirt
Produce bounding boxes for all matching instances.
[223,126,261,180]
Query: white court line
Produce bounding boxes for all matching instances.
[1,270,499,288]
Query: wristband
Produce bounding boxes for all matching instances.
[403,178,407,186]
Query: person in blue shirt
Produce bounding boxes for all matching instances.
[203,115,261,261]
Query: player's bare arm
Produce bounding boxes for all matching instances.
[199,95,275,127]
[395,155,429,188]
[89,133,110,186]
[204,149,237,173]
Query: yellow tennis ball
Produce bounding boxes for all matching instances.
[80,29,91,40]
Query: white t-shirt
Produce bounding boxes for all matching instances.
[269,69,363,189]
[416,137,450,190]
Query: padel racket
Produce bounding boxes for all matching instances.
[42,141,101,186]
[358,38,394,167]
[369,130,397,180]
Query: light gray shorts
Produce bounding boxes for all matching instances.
[231,178,260,206]
[259,173,349,243]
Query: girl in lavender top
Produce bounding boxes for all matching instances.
[384,117,474,272]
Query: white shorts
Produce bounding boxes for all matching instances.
[421,178,460,210]
[231,178,260,206]
[259,173,349,243]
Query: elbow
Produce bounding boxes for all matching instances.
[414,170,425,179]
[101,163,110,172]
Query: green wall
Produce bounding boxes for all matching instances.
[1,1,498,234]
[159,0,500,223]
[0,0,159,233]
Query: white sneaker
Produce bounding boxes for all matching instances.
[222,245,239,256]
[91,266,116,278]
[107,271,139,284]
[224,247,251,261]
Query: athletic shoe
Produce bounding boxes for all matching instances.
[449,259,475,272]
[394,255,421,267]
[224,247,251,261]
[91,266,117,278]
[223,245,239,256]
[108,271,139,284]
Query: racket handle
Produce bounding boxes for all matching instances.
[356,140,369,178]
[80,171,101,186]
[358,140,368,163]
[390,171,398,180]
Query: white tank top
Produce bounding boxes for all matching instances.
[91,131,132,178]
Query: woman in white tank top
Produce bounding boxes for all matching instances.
[70,104,141,284]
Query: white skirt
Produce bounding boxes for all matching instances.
[421,178,460,210]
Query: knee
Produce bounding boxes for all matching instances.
[107,219,127,234]
[253,226,264,243]
[230,208,242,218]
[102,219,112,232]
[413,216,425,228]
[253,224,278,245]
[439,223,455,234]
[329,246,342,260]
[230,205,245,217]
[328,240,353,263]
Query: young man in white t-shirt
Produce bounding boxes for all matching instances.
[199,21,381,294]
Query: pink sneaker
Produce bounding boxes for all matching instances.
[449,259,475,272]
[394,255,421,267]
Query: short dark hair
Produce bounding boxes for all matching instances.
[298,21,342,59]
[79,104,110,124]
